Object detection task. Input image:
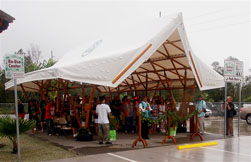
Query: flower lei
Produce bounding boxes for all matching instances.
[140,109,199,127]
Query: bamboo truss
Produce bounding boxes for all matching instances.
[15,37,203,149]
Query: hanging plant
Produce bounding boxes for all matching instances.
[109,115,119,130]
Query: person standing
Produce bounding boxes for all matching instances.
[17,99,25,119]
[92,98,100,135]
[111,96,121,119]
[226,96,234,136]
[124,96,134,133]
[150,98,158,134]
[96,96,112,144]
[139,96,152,139]
[71,95,81,138]
[195,95,206,134]
[39,99,46,132]
[29,100,39,135]
[45,100,55,136]
[158,98,166,133]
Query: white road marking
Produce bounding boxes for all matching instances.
[107,153,138,162]
[201,147,251,157]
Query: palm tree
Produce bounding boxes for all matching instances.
[0,116,35,153]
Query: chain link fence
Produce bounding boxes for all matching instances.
[0,103,28,114]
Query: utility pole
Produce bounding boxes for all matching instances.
[51,50,54,60]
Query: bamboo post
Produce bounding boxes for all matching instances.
[56,80,61,113]
[164,71,177,110]
[161,114,176,144]
[108,87,113,99]
[62,81,82,128]
[181,69,187,117]
[145,72,148,97]
[153,82,160,98]
[191,112,203,141]
[37,81,48,104]
[81,83,85,117]
[61,92,66,117]
[85,87,96,128]
[112,44,152,84]
[132,109,148,148]
[20,84,30,101]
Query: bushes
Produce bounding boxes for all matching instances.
[0,116,35,153]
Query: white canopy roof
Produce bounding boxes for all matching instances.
[5,13,224,93]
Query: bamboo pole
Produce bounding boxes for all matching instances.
[61,92,66,117]
[164,71,176,110]
[62,81,82,128]
[145,72,148,97]
[37,81,48,104]
[81,83,85,116]
[112,44,152,84]
[56,80,61,113]
[153,82,160,97]
[85,87,96,128]
[60,81,68,117]
[181,70,187,117]
[20,84,30,101]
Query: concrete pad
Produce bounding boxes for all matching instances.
[45,136,251,162]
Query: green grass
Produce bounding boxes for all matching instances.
[0,134,78,162]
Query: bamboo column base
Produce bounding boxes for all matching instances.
[191,114,203,141]
[190,133,203,141]
[162,136,176,144]
[132,138,148,148]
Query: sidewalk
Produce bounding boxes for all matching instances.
[28,130,223,156]
[44,135,251,162]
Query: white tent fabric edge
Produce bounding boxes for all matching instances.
[5,13,224,91]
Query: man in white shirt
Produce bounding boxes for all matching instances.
[96,96,112,144]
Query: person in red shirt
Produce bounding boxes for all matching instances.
[17,99,25,119]
[45,100,55,136]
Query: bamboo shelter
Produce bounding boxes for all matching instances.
[5,13,224,142]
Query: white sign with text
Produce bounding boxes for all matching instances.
[5,54,25,79]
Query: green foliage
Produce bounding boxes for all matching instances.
[140,109,198,127]
[243,96,251,102]
[25,58,56,73]
[0,47,57,103]
[109,115,119,130]
[0,116,35,153]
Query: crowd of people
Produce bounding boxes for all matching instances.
[17,95,176,138]
[16,93,236,143]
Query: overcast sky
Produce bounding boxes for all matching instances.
[1,0,250,75]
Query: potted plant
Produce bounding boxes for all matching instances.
[109,115,119,141]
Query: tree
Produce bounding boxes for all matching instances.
[0,116,35,153]
[0,47,57,103]
[211,61,223,75]
[26,44,42,65]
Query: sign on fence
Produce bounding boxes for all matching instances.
[5,54,24,79]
